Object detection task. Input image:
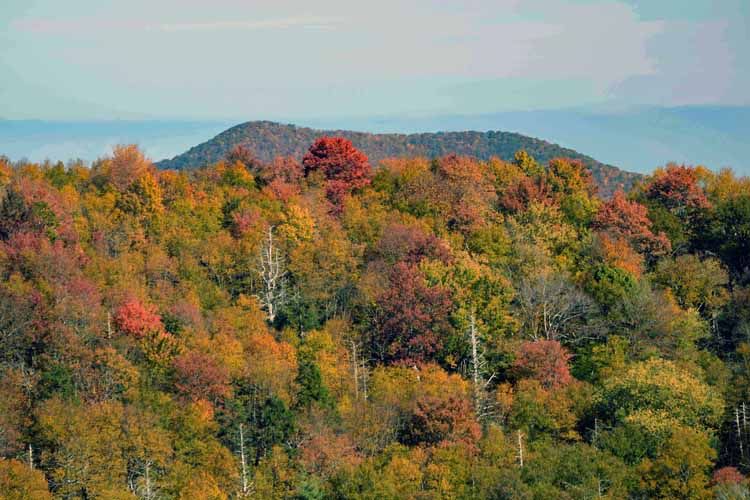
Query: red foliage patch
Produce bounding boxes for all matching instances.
[376,223,451,265]
[267,156,304,184]
[224,144,260,170]
[499,176,553,213]
[376,263,453,365]
[514,339,573,389]
[593,190,671,256]
[172,351,231,402]
[712,466,746,486]
[113,298,163,339]
[303,137,372,211]
[646,164,710,212]
[403,395,481,450]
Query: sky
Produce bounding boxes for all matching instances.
[1,0,748,121]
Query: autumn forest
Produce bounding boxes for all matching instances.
[2,136,750,500]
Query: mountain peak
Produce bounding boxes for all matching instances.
[156,120,642,196]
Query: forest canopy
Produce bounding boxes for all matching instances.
[155,121,641,198]
[0,140,749,499]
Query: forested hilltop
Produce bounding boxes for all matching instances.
[1,139,750,500]
[156,121,641,197]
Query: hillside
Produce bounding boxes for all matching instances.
[156,121,642,196]
[1,147,749,499]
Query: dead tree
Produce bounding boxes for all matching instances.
[738,406,745,460]
[129,459,158,500]
[256,225,287,322]
[349,340,370,401]
[467,311,495,421]
[351,340,359,400]
[515,273,596,344]
[238,423,253,497]
[142,461,155,500]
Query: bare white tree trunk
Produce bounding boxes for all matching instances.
[517,431,524,468]
[131,459,157,500]
[238,423,252,497]
[107,311,112,340]
[144,461,152,500]
[738,407,744,459]
[467,311,495,421]
[351,341,359,400]
[256,225,287,322]
[470,313,480,409]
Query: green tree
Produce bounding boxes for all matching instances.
[638,426,716,500]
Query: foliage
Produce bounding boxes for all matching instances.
[400,395,481,449]
[302,137,372,210]
[0,143,746,499]
[157,121,641,197]
[599,358,724,430]
[513,340,573,389]
[638,426,716,499]
[593,190,671,257]
[373,262,454,365]
[0,459,53,500]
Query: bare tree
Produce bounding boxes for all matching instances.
[351,340,359,400]
[255,225,287,322]
[515,273,597,344]
[129,459,159,500]
[350,339,370,401]
[238,423,254,498]
[467,311,495,421]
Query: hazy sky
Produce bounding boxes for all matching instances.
[1,0,748,120]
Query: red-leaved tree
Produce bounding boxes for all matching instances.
[375,262,454,365]
[172,351,231,403]
[263,156,304,201]
[646,164,710,213]
[113,298,164,339]
[375,223,451,265]
[513,339,573,389]
[224,144,261,170]
[402,395,481,450]
[593,190,671,256]
[302,137,372,210]
[498,176,553,213]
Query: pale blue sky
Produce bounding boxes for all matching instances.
[1,0,748,120]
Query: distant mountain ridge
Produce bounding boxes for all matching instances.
[156,120,642,196]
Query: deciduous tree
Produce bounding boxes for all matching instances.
[374,263,454,365]
[302,137,372,210]
[513,340,573,389]
[593,190,671,256]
